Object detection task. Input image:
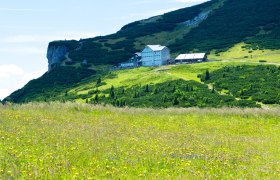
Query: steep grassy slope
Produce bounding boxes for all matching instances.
[5,67,96,103]
[49,0,221,66]
[7,61,280,108]
[1,103,280,179]
[4,61,241,103]
[49,0,280,67]
[171,0,280,53]
[5,0,280,104]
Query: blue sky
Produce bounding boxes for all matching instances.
[0,0,208,100]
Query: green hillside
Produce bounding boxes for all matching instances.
[5,67,96,103]
[48,0,280,67]
[2,1,280,178]
[6,61,280,108]
[4,0,280,106]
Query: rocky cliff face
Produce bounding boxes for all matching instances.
[47,44,68,71]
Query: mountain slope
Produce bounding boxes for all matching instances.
[5,0,280,106]
[171,0,280,53]
[5,67,96,103]
[46,0,221,70]
[46,0,280,70]
[6,61,280,108]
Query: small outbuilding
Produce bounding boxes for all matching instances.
[175,53,207,64]
[120,52,142,68]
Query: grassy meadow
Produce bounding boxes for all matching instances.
[209,43,280,63]
[73,61,259,101]
[1,102,280,179]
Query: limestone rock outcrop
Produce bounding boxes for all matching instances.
[47,44,68,71]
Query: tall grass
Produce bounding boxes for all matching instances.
[1,102,280,179]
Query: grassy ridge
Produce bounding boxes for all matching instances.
[0,103,280,179]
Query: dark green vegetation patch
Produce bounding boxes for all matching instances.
[88,79,259,108]
[6,67,96,103]
[6,65,280,108]
[171,0,280,53]
[202,65,280,104]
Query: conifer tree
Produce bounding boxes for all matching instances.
[110,85,114,92]
[163,95,168,103]
[173,97,179,105]
[185,85,189,91]
[94,94,99,103]
[172,86,176,93]
[205,70,210,81]
[110,86,115,98]
[144,84,149,92]
[211,84,215,93]
[240,89,244,96]
[154,87,158,94]
[96,77,101,85]
[190,86,194,91]
[110,90,115,99]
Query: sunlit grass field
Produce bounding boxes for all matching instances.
[73,61,259,101]
[209,43,280,63]
[1,103,280,179]
[72,43,280,101]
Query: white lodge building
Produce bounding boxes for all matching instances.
[141,45,170,66]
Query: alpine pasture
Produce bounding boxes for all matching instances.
[1,103,279,179]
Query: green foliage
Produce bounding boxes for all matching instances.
[205,70,210,81]
[118,0,217,37]
[9,62,279,108]
[94,94,99,104]
[170,0,280,52]
[202,65,280,104]
[144,84,149,93]
[109,86,115,99]
[6,67,96,103]
[173,97,179,106]
[91,79,259,108]
[96,77,101,85]
[7,61,280,108]
[49,40,79,51]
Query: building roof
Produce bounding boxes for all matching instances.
[147,45,167,51]
[176,53,206,60]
